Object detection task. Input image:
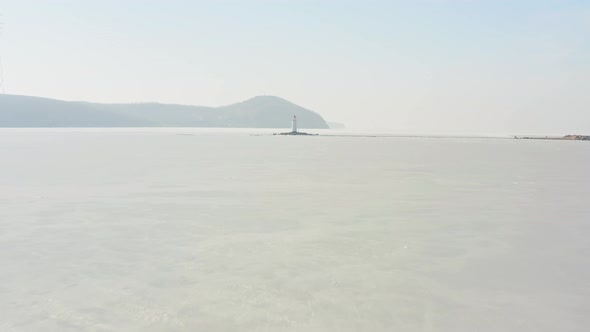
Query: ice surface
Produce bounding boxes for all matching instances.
[0,128,589,331]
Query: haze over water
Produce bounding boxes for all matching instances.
[1,128,589,331]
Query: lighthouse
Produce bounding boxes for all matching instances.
[275,114,316,135]
[291,115,297,133]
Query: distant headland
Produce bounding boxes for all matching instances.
[0,94,330,129]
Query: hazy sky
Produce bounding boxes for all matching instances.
[0,0,588,133]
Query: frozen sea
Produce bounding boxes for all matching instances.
[1,128,589,332]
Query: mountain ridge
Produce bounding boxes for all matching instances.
[0,94,329,128]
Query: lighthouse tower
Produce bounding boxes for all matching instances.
[275,114,315,135]
[291,115,297,133]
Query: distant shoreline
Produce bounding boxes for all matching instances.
[269,133,590,141]
[0,127,587,141]
[514,135,590,141]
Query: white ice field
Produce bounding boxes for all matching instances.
[1,128,589,331]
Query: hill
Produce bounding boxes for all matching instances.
[0,94,329,129]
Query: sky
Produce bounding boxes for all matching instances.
[0,0,588,133]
